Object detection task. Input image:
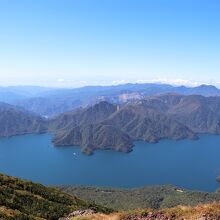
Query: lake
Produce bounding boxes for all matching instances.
[0,133,220,192]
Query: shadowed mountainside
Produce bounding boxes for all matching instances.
[0,102,47,137]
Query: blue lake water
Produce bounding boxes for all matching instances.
[0,133,220,192]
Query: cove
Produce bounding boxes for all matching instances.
[0,133,220,192]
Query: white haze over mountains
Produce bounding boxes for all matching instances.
[0,76,220,88]
[36,77,220,88]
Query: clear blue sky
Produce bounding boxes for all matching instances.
[0,0,220,87]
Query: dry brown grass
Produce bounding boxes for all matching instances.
[72,213,121,220]
[0,206,21,217]
[163,202,220,219]
[71,202,220,220]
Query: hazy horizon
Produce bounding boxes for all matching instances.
[0,79,220,89]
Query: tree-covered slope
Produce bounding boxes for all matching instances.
[59,185,220,211]
[0,173,111,220]
[0,102,47,137]
[51,94,220,155]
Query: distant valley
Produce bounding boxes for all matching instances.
[1,83,220,155]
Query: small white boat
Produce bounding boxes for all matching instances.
[73,153,77,156]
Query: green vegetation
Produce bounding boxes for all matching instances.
[59,185,220,211]
[0,102,47,137]
[0,173,111,220]
[1,172,220,219]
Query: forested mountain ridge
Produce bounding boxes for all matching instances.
[0,102,47,137]
[51,94,220,154]
[2,93,220,155]
[49,101,118,131]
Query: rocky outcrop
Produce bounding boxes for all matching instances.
[59,209,97,220]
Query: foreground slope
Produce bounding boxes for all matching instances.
[1,173,220,219]
[66,202,220,220]
[0,173,111,220]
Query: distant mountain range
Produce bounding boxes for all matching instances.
[47,93,220,154]
[1,94,220,154]
[1,83,220,154]
[0,86,55,103]
[1,83,220,117]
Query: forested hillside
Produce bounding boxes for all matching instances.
[0,173,111,219]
